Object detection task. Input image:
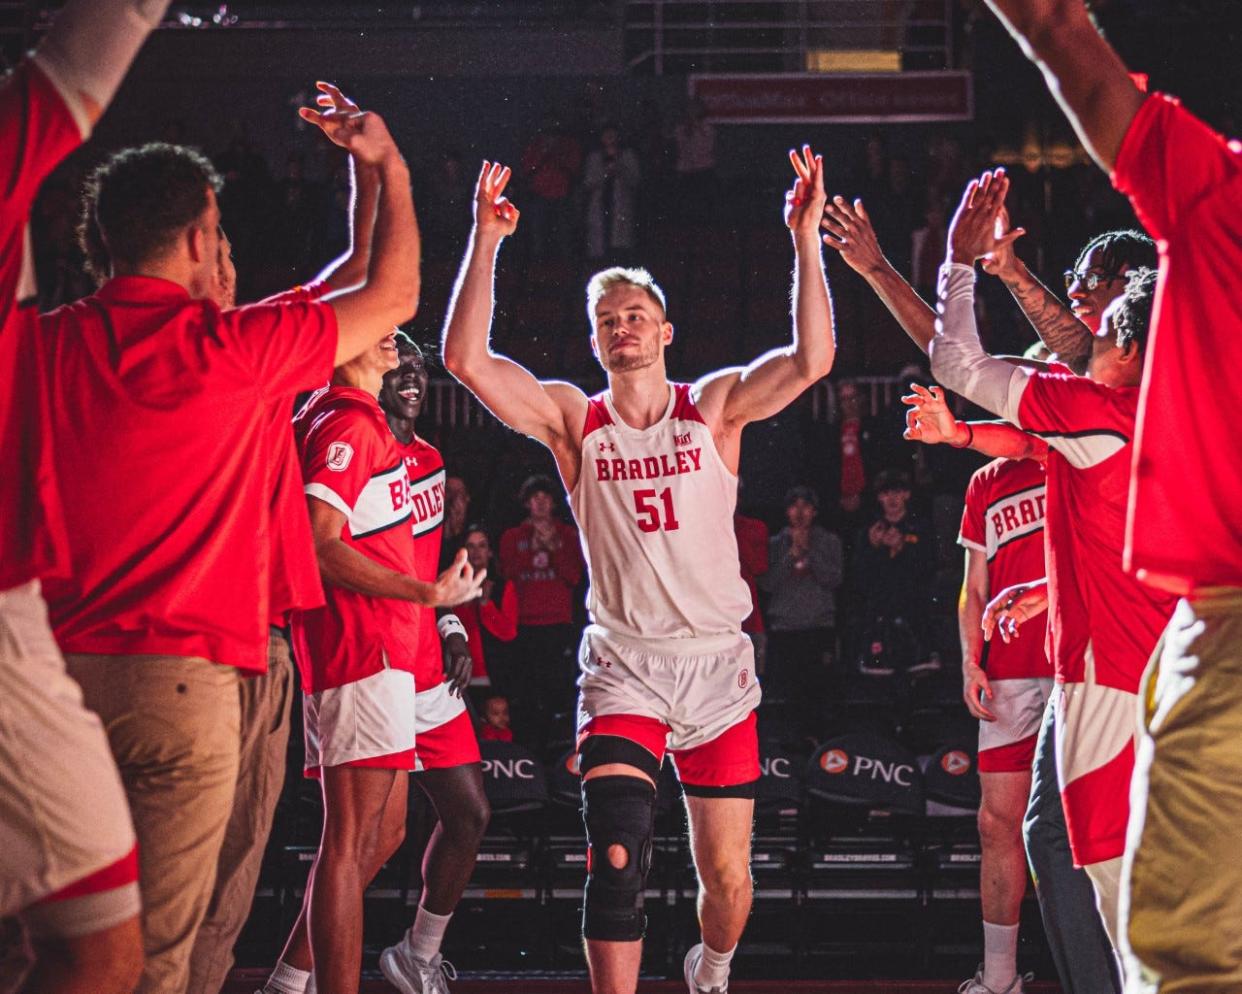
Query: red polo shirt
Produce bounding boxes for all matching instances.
[38,276,337,671]
[500,519,584,626]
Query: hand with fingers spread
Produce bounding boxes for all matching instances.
[979,205,1026,280]
[820,195,889,276]
[901,383,963,446]
[473,160,520,239]
[784,144,827,239]
[298,81,398,167]
[963,661,996,722]
[433,548,487,606]
[982,579,1049,645]
[947,168,1025,266]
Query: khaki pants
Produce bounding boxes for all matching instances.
[186,631,294,994]
[1121,589,1242,994]
[67,654,240,994]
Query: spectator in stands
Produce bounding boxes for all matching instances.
[457,525,519,690]
[583,124,642,264]
[440,474,471,570]
[836,381,868,518]
[672,97,717,219]
[734,507,770,676]
[519,118,582,263]
[760,487,844,745]
[479,694,514,743]
[499,475,585,749]
[851,469,936,676]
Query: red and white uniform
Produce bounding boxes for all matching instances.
[0,56,138,930]
[1112,94,1242,593]
[959,458,1053,773]
[394,434,479,771]
[292,387,420,773]
[572,384,761,790]
[1013,372,1177,865]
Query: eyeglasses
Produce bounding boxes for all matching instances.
[1063,268,1122,291]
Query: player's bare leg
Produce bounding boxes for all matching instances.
[973,771,1033,991]
[683,795,754,992]
[412,764,490,915]
[582,762,655,994]
[18,917,143,994]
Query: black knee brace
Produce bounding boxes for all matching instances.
[581,774,658,942]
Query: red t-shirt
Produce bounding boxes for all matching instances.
[734,513,769,635]
[1015,372,1176,690]
[262,281,331,625]
[958,457,1051,680]
[500,519,584,626]
[395,434,447,689]
[36,277,337,670]
[1111,95,1242,593]
[0,59,85,590]
[292,386,421,692]
[459,581,519,680]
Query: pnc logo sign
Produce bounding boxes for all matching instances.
[941,751,972,776]
[483,758,537,780]
[760,756,791,778]
[821,749,849,774]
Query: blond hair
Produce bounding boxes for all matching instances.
[585,266,667,325]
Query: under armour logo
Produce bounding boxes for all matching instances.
[597,656,612,669]
[599,442,616,453]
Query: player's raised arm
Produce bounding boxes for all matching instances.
[902,384,1047,462]
[441,161,587,449]
[302,88,421,366]
[983,0,1145,172]
[698,145,835,427]
[821,194,937,355]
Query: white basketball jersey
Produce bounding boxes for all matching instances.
[570,383,751,641]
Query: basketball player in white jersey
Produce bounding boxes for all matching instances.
[443,149,835,994]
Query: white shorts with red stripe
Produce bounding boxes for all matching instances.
[0,581,140,937]
[303,664,417,774]
[413,681,480,771]
[978,677,1054,773]
[1056,643,1139,867]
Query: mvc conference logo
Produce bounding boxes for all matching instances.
[940,750,972,776]
[820,749,850,774]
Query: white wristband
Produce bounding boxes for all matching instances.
[437,614,467,642]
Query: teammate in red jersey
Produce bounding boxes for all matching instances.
[262,335,483,994]
[0,4,169,992]
[375,334,491,994]
[443,148,835,994]
[978,4,1242,989]
[930,169,1176,961]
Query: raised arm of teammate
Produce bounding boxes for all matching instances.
[441,161,588,471]
[307,500,484,606]
[694,145,835,441]
[983,0,1145,172]
[928,170,1033,421]
[902,383,1048,462]
[298,86,420,366]
[981,208,1091,374]
[820,194,937,354]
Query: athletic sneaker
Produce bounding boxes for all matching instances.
[957,965,1032,994]
[378,944,457,994]
[683,943,728,994]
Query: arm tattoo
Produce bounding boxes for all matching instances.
[1002,272,1090,375]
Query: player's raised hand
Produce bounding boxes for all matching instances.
[433,548,487,606]
[980,206,1026,280]
[962,661,996,722]
[784,144,827,239]
[901,383,959,445]
[474,160,520,238]
[982,579,1048,644]
[299,81,398,166]
[820,195,888,276]
[948,168,1023,266]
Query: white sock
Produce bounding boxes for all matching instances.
[693,941,736,990]
[404,904,453,962]
[264,960,312,994]
[982,920,1020,990]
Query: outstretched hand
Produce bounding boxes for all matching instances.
[979,206,1026,279]
[982,579,1049,644]
[474,160,520,238]
[947,168,1024,266]
[299,81,397,167]
[820,195,888,276]
[901,383,959,445]
[784,144,827,239]
[434,548,487,606]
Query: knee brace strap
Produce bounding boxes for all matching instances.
[581,775,657,942]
